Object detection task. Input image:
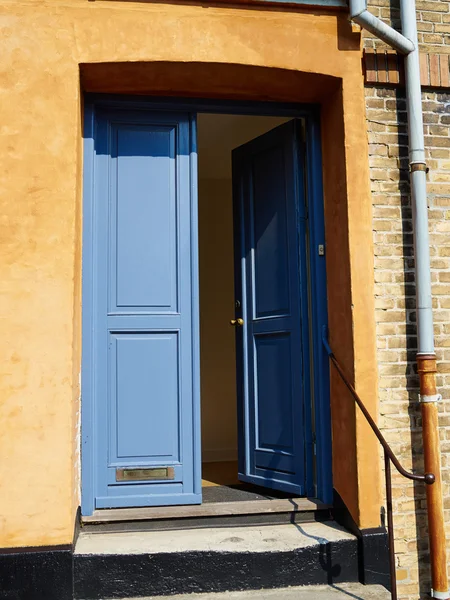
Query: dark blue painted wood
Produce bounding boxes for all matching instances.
[85,94,318,118]
[82,106,200,513]
[305,113,333,504]
[232,121,306,494]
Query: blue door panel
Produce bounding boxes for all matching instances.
[82,106,200,514]
[111,333,180,463]
[255,333,294,453]
[251,146,290,319]
[111,125,177,312]
[232,120,306,495]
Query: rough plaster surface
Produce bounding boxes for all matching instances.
[0,0,379,546]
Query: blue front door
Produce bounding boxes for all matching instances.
[82,103,329,514]
[232,121,307,495]
[82,106,201,513]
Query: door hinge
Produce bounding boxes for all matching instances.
[318,244,325,256]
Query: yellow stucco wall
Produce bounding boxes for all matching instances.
[0,0,380,547]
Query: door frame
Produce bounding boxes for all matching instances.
[81,94,332,514]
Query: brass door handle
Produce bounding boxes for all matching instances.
[230,318,244,327]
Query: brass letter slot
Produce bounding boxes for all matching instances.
[116,467,175,482]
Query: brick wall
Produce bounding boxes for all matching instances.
[365,0,450,51]
[363,2,450,599]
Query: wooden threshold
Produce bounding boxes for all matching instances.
[82,498,329,524]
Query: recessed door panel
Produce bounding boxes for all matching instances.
[251,147,290,319]
[110,332,180,463]
[111,125,177,313]
[255,332,294,454]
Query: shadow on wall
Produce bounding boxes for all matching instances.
[80,62,341,104]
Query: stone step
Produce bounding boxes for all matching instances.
[105,583,391,600]
[81,497,331,531]
[74,522,365,599]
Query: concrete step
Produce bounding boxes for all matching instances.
[107,583,391,599]
[74,522,365,599]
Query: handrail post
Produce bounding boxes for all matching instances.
[385,451,397,600]
[322,330,439,599]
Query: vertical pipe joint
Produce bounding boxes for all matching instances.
[417,354,438,397]
[418,354,441,403]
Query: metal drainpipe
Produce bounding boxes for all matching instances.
[349,1,449,598]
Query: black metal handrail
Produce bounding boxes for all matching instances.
[322,331,435,600]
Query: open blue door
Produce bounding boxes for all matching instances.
[82,106,201,513]
[232,120,307,495]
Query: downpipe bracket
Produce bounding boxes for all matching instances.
[431,590,450,600]
[420,394,442,404]
[410,162,429,173]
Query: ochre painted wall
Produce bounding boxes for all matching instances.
[0,0,380,547]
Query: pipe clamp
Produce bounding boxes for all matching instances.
[420,394,442,403]
[431,590,450,599]
[410,162,427,173]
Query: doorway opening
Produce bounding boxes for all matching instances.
[198,113,304,505]
[81,97,332,520]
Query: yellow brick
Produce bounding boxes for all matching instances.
[396,569,409,582]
